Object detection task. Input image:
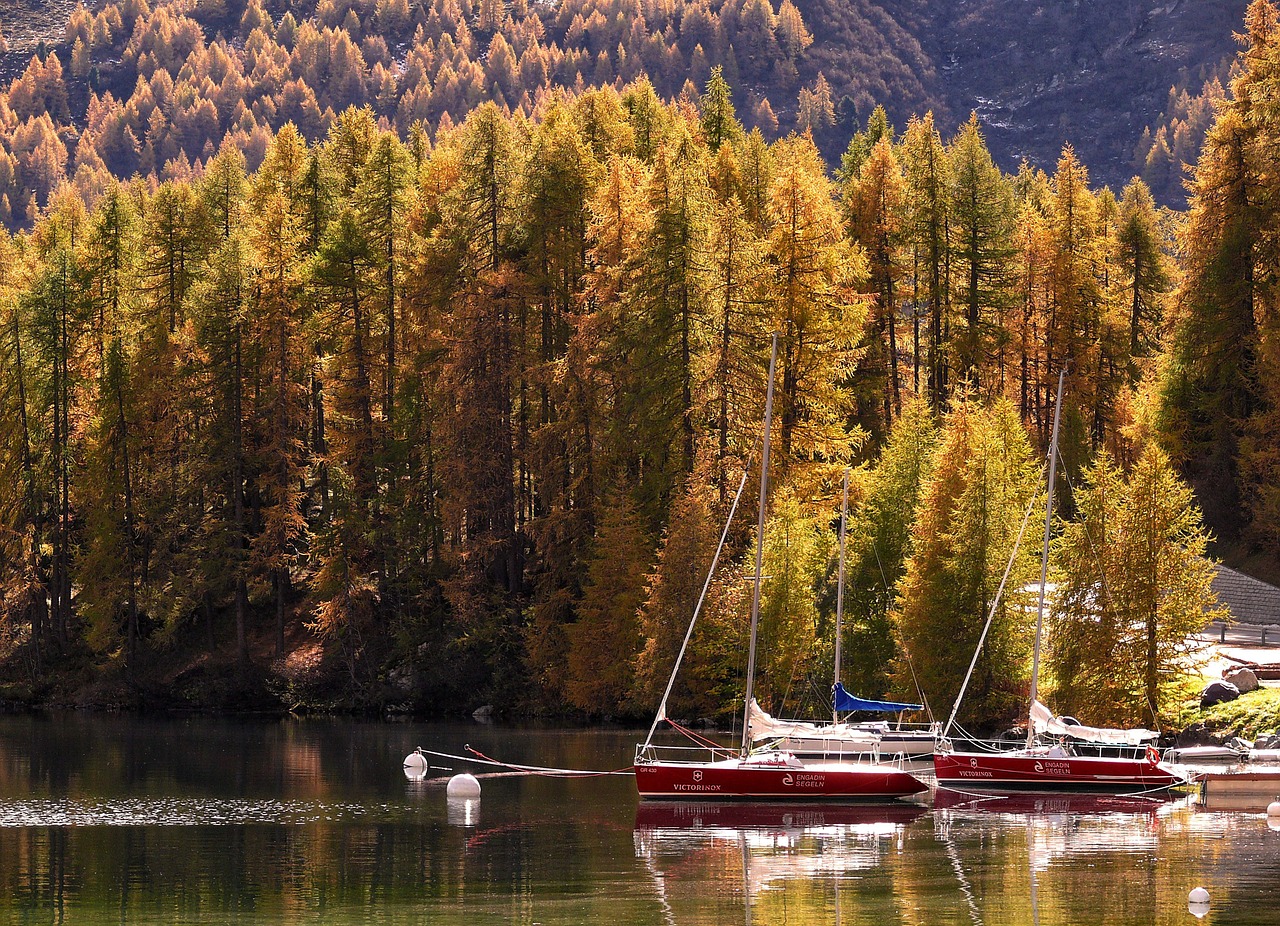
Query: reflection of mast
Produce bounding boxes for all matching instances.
[740,830,752,926]
[938,817,985,926]
[1028,819,1040,926]
[633,829,678,926]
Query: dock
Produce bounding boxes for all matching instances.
[1198,771,1280,811]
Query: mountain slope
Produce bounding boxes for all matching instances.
[874,0,1249,192]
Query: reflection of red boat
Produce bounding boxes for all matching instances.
[635,799,928,831]
[933,750,1186,793]
[933,787,1172,816]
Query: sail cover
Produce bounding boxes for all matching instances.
[747,700,882,748]
[1030,700,1158,746]
[833,683,923,713]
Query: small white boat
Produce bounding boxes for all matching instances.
[1165,744,1248,763]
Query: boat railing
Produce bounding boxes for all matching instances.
[634,742,739,766]
[849,719,942,735]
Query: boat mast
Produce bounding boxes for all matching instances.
[833,467,849,723]
[741,333,778,754]
[1026,370,1065,749]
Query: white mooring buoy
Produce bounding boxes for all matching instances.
[1267,800,1280,817]
[447,772,482,799]
[403,748,429,778]
[1188,887,1210,905]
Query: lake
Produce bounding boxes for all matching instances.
[0,715,1275,924]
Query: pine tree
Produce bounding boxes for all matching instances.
[190,237,254,671]
[563,487,651,715]
[611,134,711,521]
[77,187,144,669]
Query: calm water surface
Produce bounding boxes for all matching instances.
[0,715,1275,924]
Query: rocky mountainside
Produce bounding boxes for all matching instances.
[906,0,1244,192]
[797,0,1246,194]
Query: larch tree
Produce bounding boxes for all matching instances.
[834,399,938,701]
[845,136,905,444]
[765,133,865,486]
[901,113,950,407]
[1049,446,1222,726]
[1114,179,1170,377]
[949,115,1015,396]
[894,398,1042,726]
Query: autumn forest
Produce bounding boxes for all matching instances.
[0,0,1277,729]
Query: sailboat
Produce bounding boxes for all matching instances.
[746,470,940,760]
[634,334,927,801]
[933,372,1189,793]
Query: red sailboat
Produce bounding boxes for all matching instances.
[933,373,1190,794]
[634,334,926,802]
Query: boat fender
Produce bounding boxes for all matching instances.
[1146,745,1160,765]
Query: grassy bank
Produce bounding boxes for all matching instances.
[1174,686,1280,742]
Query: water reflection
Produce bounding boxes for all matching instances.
[446,797,480,827]
[0,718,1277,925]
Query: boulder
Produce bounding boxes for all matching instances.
[1223,667,1260,693]
[1200,680,1241,708]
[1255,732,1280,750]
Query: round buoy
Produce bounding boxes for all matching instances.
[1188,887,1210,905]
[1267,800,1280,817]
[1268,816,1280,833]
[403,749,429,778]
[1188,901,1210,919]
[447,772,482,799]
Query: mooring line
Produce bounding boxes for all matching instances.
[410,746,635,778]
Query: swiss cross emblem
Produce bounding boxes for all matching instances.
[693,770,703,782]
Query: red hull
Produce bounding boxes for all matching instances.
[635,758,927,800]
[934,750,1188,792]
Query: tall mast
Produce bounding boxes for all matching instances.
[1026,370,1065,749]
[741,333,778,754]
[833,468,849,723]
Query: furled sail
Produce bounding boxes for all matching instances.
[1029,700,1158,746]
[747,700,882,749]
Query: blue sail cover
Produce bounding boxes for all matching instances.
[833,683,922,713]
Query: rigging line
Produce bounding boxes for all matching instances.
[642,470,751,750]
[941,463,1047,740]
[411,747,635,777]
